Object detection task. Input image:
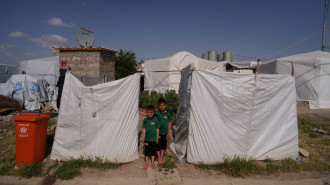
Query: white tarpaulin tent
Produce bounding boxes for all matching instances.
[259,51,330,109]
[0,74,57,111]
[20,56,60,86]
[51,72,141,163]
[171,70,298,164]
[0,56,60,110]
[143,51,225,93]
[0,63,19,83]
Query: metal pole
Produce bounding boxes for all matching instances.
[322,0,328,51]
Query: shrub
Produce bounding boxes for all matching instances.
[139,90,179,125]
[18,162,44,179]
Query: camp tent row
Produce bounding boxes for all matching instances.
[50,51,304,164]
[1,50,327,163]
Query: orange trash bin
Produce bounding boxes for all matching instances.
[12,114,51,166]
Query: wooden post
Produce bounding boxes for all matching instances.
[256,59,260,74]
[291,62,295,76]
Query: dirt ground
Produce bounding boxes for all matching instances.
[0,104,329,185]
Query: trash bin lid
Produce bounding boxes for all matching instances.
[12,114,50,122]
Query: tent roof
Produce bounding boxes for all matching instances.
[20,56,59,63]
[147,51,208,63]
[144,51,224,71]
[277,51,330,64]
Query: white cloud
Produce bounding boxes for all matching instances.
[81,1,88,6]
[0,44,14,50]
[9,31,28,38]
[46,17,75,28]
[30,34,68,48]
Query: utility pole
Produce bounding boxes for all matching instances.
[322,0,329,51]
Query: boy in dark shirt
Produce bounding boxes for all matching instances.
[142,105,160,170]
[154,98,172,165]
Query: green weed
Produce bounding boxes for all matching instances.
[18,162,44,179]
[279,158,300,172]
[56,160,82,180]
[47,118,57,127]
[162,155,177,169]
[195,156,263,177]
[56,157,120,180]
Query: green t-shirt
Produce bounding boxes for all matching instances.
[154,111,172,135]
[142,118,160,142]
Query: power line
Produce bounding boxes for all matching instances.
[259,28,322,60]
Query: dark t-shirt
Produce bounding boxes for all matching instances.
[142,118,160,142]
[154,111,172,135]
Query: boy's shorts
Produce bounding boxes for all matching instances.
[144,141,157,157]
[157,134,167,151]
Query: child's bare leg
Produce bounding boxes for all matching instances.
[151,156,157,169]
[144,156,149,170]
[157,151,162,164]
[161,150,165,163]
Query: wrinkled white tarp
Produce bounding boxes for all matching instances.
[143,51,225,93]
[51,72,141,163]
[2,75,43,110]
[0,74,58,110]
[259,51,330,109]
[185,71,298,164]
[20,56,60,86]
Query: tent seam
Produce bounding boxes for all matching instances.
[246,74,258,159]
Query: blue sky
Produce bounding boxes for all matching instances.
[0,0,328,65]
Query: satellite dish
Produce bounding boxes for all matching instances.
[76,27,95,47]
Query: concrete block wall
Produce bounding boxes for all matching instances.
[57,49,116,82]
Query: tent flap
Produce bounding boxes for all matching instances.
[185,71,298,164]
[51,72,141,163]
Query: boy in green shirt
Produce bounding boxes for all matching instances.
[155,98,172,165]
[142,105,160,170]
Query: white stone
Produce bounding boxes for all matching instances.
[299,148,310,157]
[318,129,328,135]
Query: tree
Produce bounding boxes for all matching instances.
[115,49,137,80]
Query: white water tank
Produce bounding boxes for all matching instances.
[208,50,217,61]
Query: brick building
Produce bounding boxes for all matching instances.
[55,47,117,82]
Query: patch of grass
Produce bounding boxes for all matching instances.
[18,162,44,179]
[279,158,300,172]
[221,156,263,177]
[0,121,16,176]
[298,118,330,138]
[264,157,280,174]
[195,156,263,178]
[162,155,177,169]
[0,120,16,130]
[298,117,330,172]
[47,118,57,127]
[195,156,303,178]
[0,165,12,175]
[56,157,120,180]
[56,161,82,180]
